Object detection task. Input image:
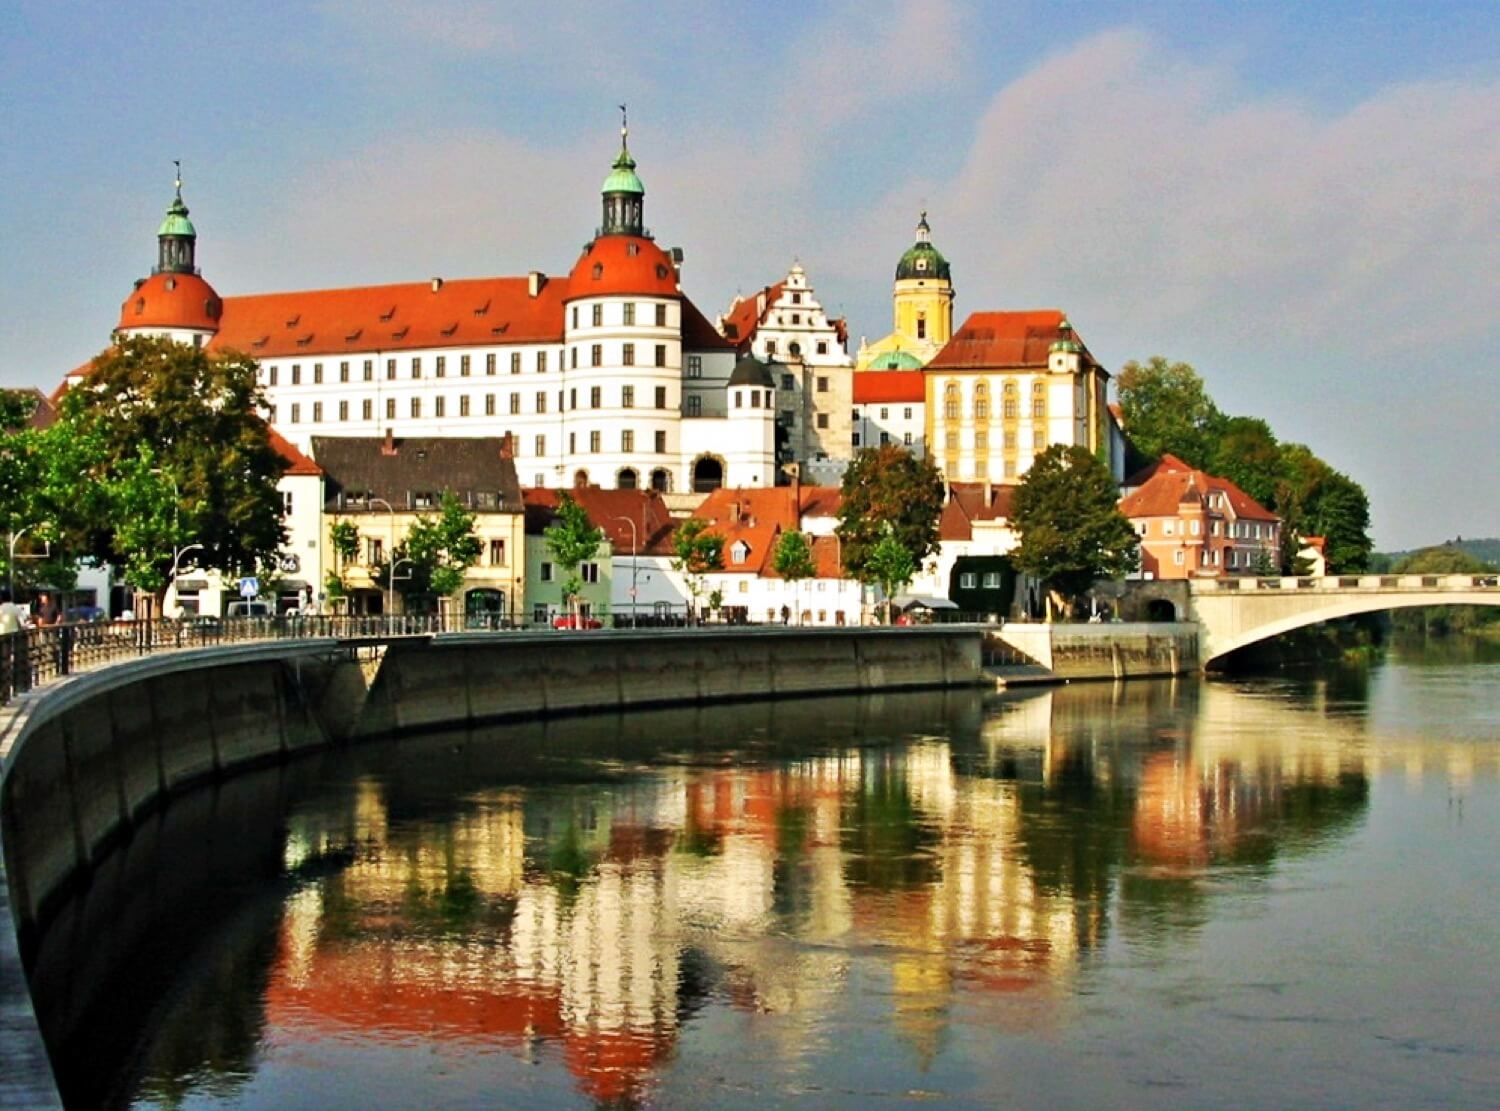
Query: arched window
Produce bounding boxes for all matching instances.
[943,382,960,420]
[788,342,801,358]
[973,382,990,420]
[1032,380,1047,418]
[650,468,671,492]
[617,468,638,490]
[573,469,590,489]
[692,456,724,493]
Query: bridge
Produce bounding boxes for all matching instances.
[1188,573,1500,665]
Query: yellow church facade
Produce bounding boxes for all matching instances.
[855,213,955,371]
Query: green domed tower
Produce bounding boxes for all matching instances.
[154,162,199,275]
[895,212,951,281]
[857,212,955,369]
[600,108,646,237]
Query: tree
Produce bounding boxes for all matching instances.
[771,529,816,624]
[836,446,943,584]
[1274,443,1372,573]
[392,492,482,610]
[1116,357,1219,468]
[1206,415,1284,511]
[865,526,917,624]
[326,519,360,604]
[543,493,604,623]
[101,443,194,595]
[671,518,723,621]
[58,336,287,588]
[1011,445,1140,621]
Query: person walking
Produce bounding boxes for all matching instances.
[0,589,30,696]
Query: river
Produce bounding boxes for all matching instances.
[31,641,1500,1108]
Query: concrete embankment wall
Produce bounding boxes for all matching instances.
[357,627,982,738]
[990,622,1199,682]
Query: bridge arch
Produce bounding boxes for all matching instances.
[1191,576,1500,666]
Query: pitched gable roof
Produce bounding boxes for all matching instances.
[938,482,1016,540]
[268,425,322,476]
[853,370,925,404]
[1118,458,1279,523]
[927,310,1082,371]
[718,282,785,349]
[521,487,676,554]
[311,436,522,511]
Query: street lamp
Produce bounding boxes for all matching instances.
[7,526,31,599]
[168,543,204,612]
[611,515,639,626]
[368,497,397,615]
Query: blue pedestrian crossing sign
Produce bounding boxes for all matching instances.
[238,577,259,599]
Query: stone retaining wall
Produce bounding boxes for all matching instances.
[989,622,1199,681]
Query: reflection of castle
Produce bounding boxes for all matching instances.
[260,683,1376,1103]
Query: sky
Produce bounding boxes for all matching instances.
[2,0,1496,550]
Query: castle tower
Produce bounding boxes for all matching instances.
[116,164,222,347]
[856,212,954,370]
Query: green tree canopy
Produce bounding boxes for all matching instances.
[771,529,817,622]
[1116,357,1219,467]
[58,336,288,585]
[836,446,944,584]
[392,492,482,601]
[1274,444,1372,573]
[544,493,604,610]
[865,526,918,622]
[1012,444,1140,619]
[1206,415,1284,511]
[672,517,724,616]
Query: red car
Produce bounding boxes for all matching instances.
[551,614,603,630]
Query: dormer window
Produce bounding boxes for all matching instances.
[593,263,603,280]
[731,540,750,565]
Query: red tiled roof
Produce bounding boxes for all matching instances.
[719,282,785,348]
[1118,460,1278,522]
[268,425,322,476]
[687,486,844,577]
[926,310,1072,370]
[565,235,680,299]
[680,293,735,351]
[853,370,925,404]
[118,270,223,333]
[938,482,1016,540]
[522,487,677,554]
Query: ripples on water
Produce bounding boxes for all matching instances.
[30,646,1500,1109]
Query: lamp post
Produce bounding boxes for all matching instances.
[369,498,397,615]
[7,526,31,600]
[168,543,203,613]
[611,515,638,626]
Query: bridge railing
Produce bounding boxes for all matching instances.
[1191,573,1500,593]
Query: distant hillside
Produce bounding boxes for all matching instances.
[1376,537,1500,569]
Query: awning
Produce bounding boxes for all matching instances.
[893,593,959,610]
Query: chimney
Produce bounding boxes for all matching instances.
[430,277,443,293]
[984,480,993,507]
[500,431,514,460]
[756,288,767,319]
[528,271,546,297]
[382,428,396,456]
[792,466,803,529]
[730,500,741,522]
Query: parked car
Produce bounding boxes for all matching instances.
[551,614,603,630]
[226,601,274,618]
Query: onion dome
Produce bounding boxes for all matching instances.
[1049,317,1083,354]
[895,211,951,281]
[600,107,646,237]
[728,353,775,389]
[155,163,198,275]
[566,235,679,299]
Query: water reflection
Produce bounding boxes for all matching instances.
[33,661,1500,1108]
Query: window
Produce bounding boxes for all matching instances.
[730,540,750,565]
[590,344,602,367]
[654,430,666,453]
[623,303,635,326]
[590,386,602,408]
[656,303,667,327]
[534,434,545,457]
[338,400,348,421]
[435,355,446,377]
[880,407,889,419]
[1164,521,1175,536]
[339,361,349,383]
[368,537,384,564]
[510,352,521,374]
[589,430,600,452]
[1004,430,1017,450]
[1174,550,1186,566]
[945,430,958,450]
[410,397,421,418]
[686,395,702,417]
[622,385,635,408]
[781,409,795,425]
[290,402,302,423]
[975,430,987,450]
[461,354,471,377]
[621,429,634,452]
[489,539,506,566]
[411,357,422,378]
[1190,519,1201,536]
[570,388,577,410]
[766,340,777,355]
[817,341,828,355]
[816,376,829,393]
[974,386,989,419]
[460,395,471,417]
[592,304,603,327]
[486,353,496,375]
[364,360,374,381]
[386,398,396,419]
[1034,428,1046,450]
[387,358,396,380]
[816,413,829,429]
[434,396,445,418]
[1033,397,1046,418]
[656,386,667,408]
[916,315,927,340]
[537,350,547,373]
[1138,522,1149,536]
[687,355,702,378]
[536,392,547,414]
[655,344,666,367]
[853,431,861,447]
[880,431,890,445]
[734,392,742,409]
[267,404,277,422]
[904,431,913,446]
[580,562,600,584]
[781,373,795,390]
[291,364,301,385]
[268,365,278,386]
[571,347,578,369]
[960,572,976,589]
[789,342,801,357]
[944,383,959,420]
[904,406,913,420]
[540,561,554,582]
[508,392,519,415]
[362,399,373,420]
[1004,458,1016,478]
[792,292,802,305]
[571,307,579,329]
[569,432,576,453]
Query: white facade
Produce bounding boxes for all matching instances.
[852,399,926,456]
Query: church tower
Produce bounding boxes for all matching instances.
[856,212,954,370]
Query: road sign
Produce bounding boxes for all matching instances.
[238,576,259,599]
